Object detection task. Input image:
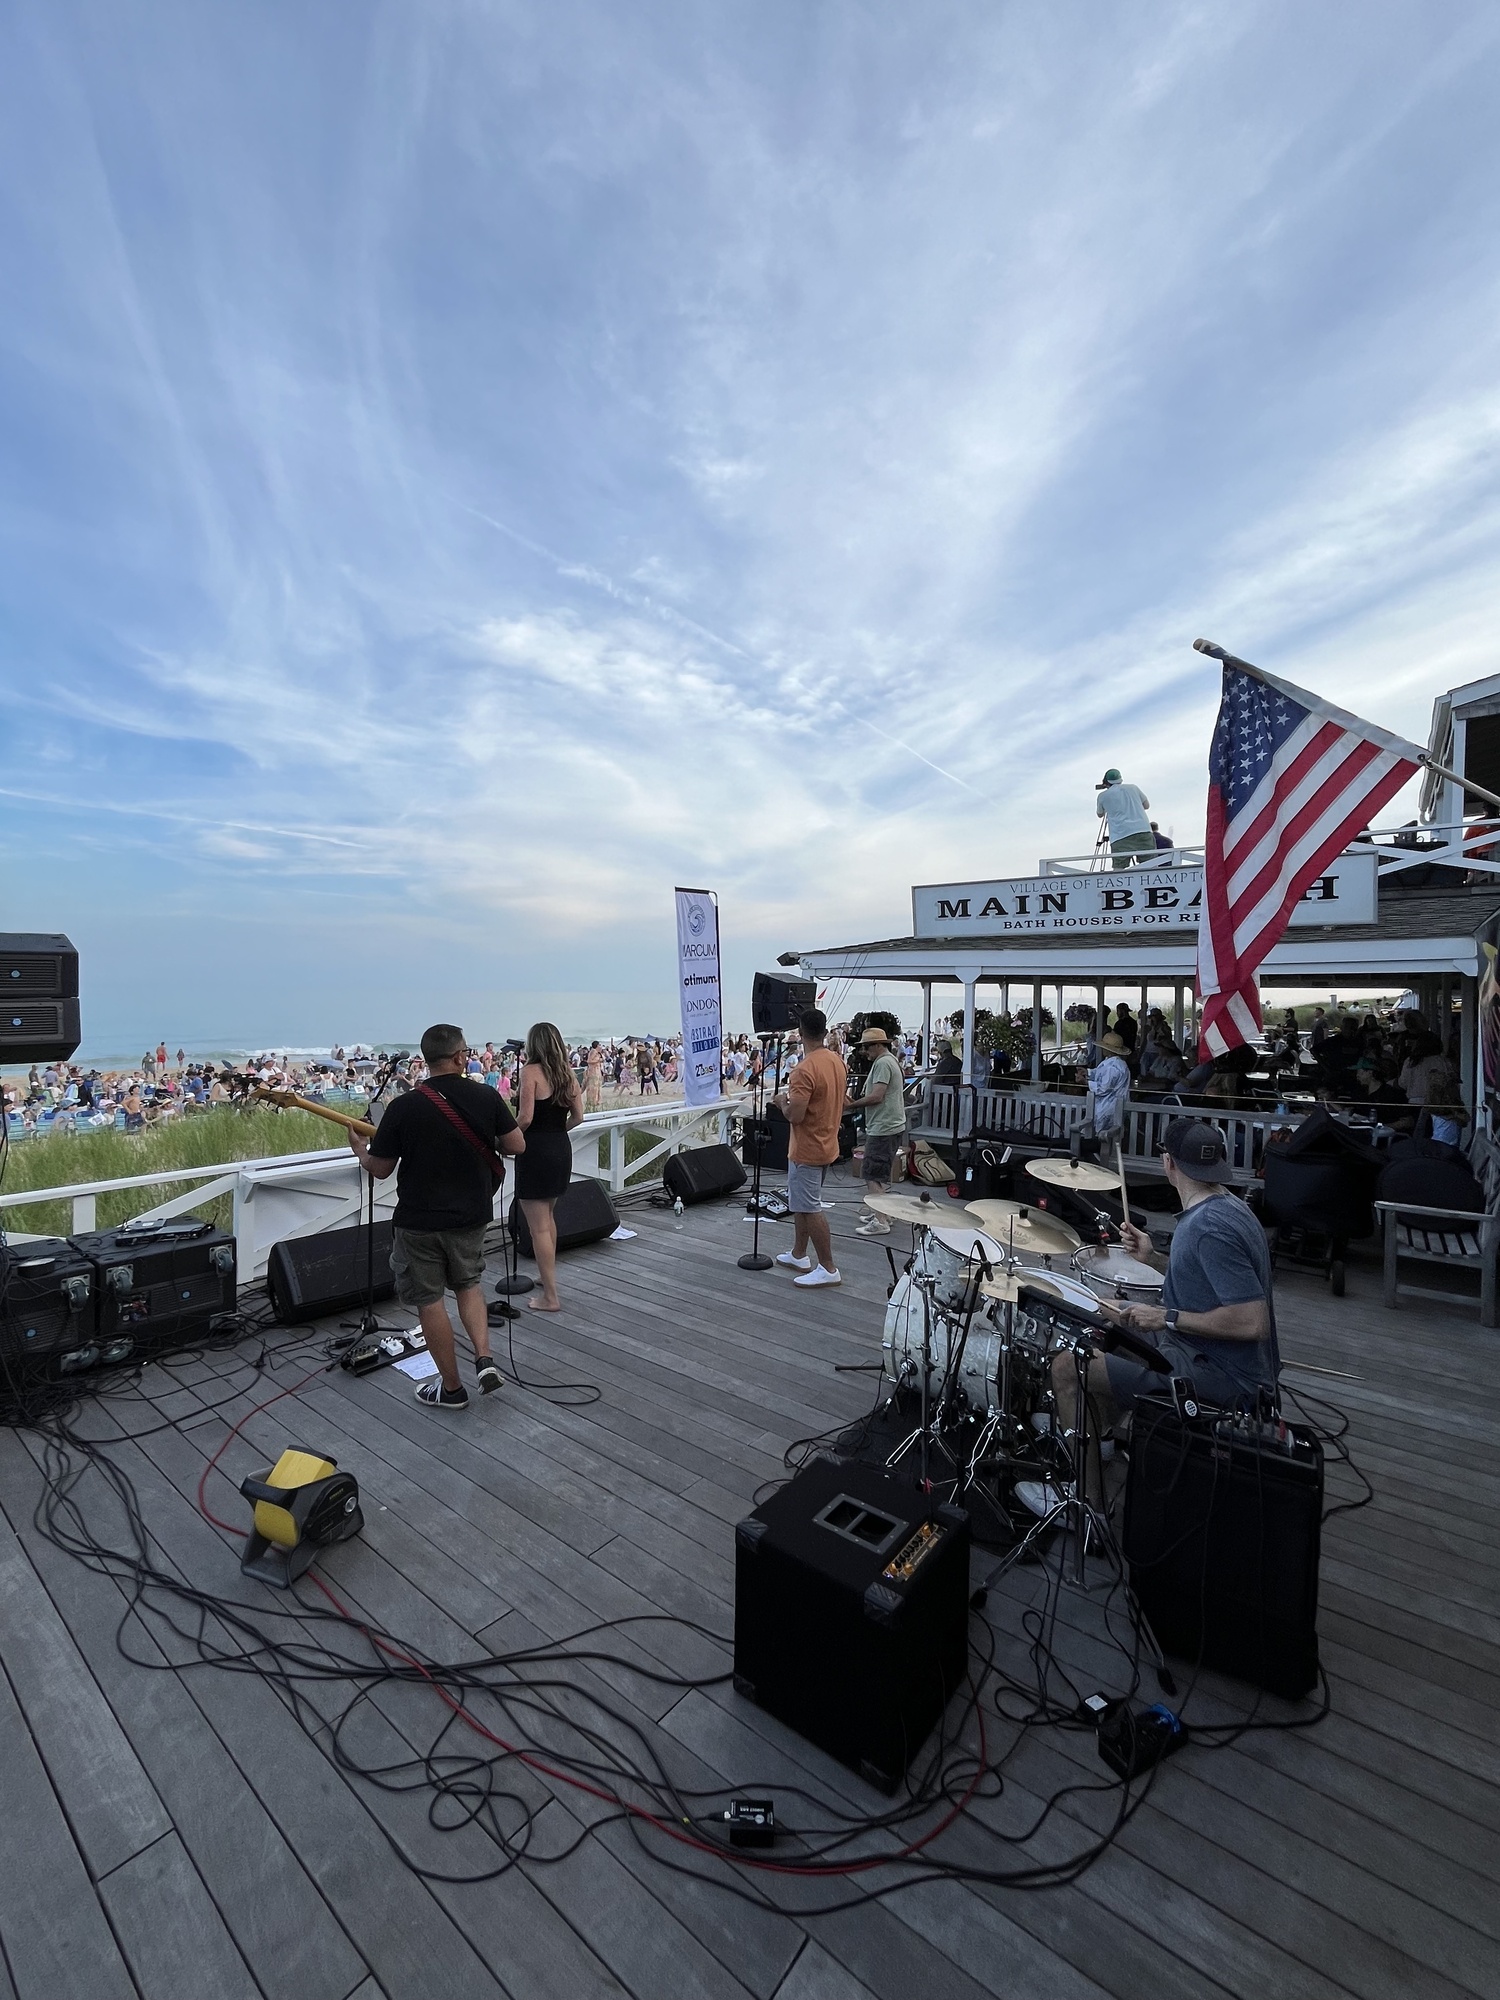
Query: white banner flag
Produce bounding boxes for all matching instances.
[675,886,723,1107]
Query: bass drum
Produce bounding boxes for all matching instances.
[883,1273,956,1398]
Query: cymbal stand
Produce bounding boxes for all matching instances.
[884,1251,959,1487]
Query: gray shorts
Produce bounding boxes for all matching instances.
[786,1160,828,1213]
[391,1222,489,1308]
[861,1132,905,1184]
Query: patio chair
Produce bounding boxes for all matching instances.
[1376,1200,1500,1327]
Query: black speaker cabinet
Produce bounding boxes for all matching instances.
[71,1220,237,1358]
[752,970,816,1034]
[0,1239,97,1378]
[511,1178,619,1257]
[956,1140,1009,1204]
[734,1458,971,1792]
[0,932,80,1062]
[663,1144,747,1206]
[267,1220,395,1323]
[740,1106,790,1173]
[1123,1395,1323,1699]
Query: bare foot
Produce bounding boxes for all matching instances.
[527,1297,562,1313]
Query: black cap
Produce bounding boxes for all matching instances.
[1161,1118,1235,1184]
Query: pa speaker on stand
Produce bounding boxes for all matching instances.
[752,970,815,1034]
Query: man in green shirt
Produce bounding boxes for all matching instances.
[850,1027,909,1236]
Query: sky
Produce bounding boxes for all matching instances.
[3,1,1500,1052]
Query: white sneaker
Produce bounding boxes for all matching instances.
[856,1217,892,1237]
[776,1250,812,1270]
[1014,1479,1063,1519]
[793,1265,842,1287]
[820,1201,837,1211]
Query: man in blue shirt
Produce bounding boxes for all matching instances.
[1015,1120,1278,1517]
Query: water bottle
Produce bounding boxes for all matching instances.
[673,1195,685,1228]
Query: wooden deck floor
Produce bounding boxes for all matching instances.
[2,1170,1498,2000]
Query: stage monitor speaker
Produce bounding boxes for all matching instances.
[663,1144,747,1205]
[740,1107,789,1173]
[0,1239,97,1380]
[752,970,816,1034]
[70,1220,236,1361]
[267,1220,395,1324]
[734,1457,970,1793]
[1122,1394,1323,1700]
[0,932,80,1062]
[511,1178,619,1258]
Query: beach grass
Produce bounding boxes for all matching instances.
[0,1108,349,1238]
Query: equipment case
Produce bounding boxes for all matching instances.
[72,1219,237,1356]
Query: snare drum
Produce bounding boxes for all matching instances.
[918,1225,1007,1313]
[1071,1245,1165,1303]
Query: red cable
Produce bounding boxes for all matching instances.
[193,1367,986,1880]
[308,1569,986,1877]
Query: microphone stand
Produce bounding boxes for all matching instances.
[492,1056,534,1305]
[738,1033,782,1272]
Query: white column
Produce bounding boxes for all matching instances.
[962,977,979,1094]
[921,980,932,1067]
[1031,982,1043,1084]
[1172,983,1184,1047]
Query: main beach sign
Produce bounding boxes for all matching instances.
[913,850,1377,938]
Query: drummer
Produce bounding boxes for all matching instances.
[1101,1119,1279,1412]
[1020,1121,1278,1517]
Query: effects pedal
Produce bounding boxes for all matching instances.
[1084,1694,1187,1780]
[723,1798,776,1848]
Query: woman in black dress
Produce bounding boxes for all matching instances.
[514,1021,585,1312]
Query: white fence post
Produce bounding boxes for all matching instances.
[72,1193,96,1233]
[610,1125,625,1194]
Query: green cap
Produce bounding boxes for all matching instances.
[1102,768,1122,783]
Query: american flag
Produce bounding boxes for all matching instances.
[1195,642,1423,1056]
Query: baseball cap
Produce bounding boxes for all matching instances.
[1161,1118,1235,1184]
[1102,767,1122,783]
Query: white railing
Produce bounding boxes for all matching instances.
[920,1081,1300,1183]
[1037,821,1500,884]
[0,1096,750,1279]
[1039,846,1203,875]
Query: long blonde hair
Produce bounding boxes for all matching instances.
[525,1022,575,1102]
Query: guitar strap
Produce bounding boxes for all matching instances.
[416,1083,505,1184]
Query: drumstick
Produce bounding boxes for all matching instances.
[1116,1141,1131,1235]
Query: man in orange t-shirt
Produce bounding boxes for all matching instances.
[771,1007,848,1287]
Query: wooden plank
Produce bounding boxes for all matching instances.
[98,1833,260,2000]
[0,1491,170,1878]
[0,1435,373,2000]
[773,1941,880,2000]
[0,1656,138,2000]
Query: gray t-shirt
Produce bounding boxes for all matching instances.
[1158,1193,1279,1403]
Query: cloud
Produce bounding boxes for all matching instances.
[3,1,1500,1040]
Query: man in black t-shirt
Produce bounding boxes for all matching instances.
[350,1023,524,1410]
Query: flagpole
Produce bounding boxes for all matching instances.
[1192,638,1500,815]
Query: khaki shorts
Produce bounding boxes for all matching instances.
[391,1222,489,1308]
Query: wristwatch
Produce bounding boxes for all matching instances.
[1164,1309,1180,1334]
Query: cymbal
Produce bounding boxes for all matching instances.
[862,1189,953,1222]
[978,1271,1025,1304]
[963,1199,1081,1255]
[1025,1157,1120,1192]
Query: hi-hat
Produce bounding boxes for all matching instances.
[862,1189,956,1222]
[978,1270,1026,1304]
[963,1199,1081,1255]
[1025,1157,1120,1192]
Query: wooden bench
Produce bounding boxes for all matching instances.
[1376,1198,1500,1326]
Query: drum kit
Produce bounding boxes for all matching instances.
[871,1154,1165,1557]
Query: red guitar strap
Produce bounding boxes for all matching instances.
[416,1083,505,1183]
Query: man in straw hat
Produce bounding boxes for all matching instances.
[1085,1030,1131,1145]
[847,1026,909,1236]
[1096,767,1154,869]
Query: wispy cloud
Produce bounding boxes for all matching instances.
[2,1,1500,1039]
